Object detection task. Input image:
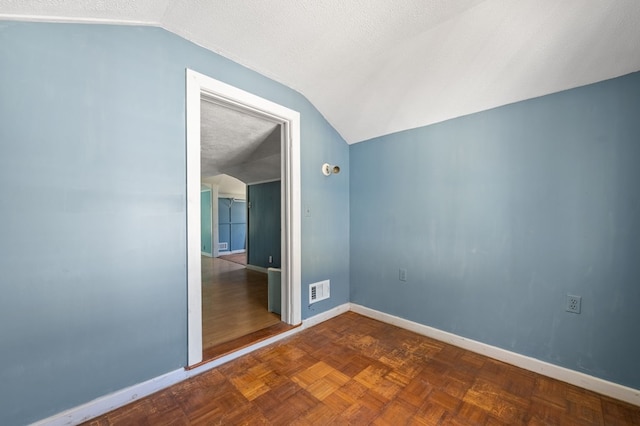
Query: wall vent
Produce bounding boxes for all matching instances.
[218,242,228,250]
[309,280,330,304]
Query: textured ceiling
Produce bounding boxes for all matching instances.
[201,100,280,184]
[2,1,640,144]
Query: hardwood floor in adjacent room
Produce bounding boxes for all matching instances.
[201,256,282,359]
[85,312,640,425]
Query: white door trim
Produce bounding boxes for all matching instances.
[185,69,301,366]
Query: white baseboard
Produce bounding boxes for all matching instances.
[32,303,350,426]
[31,368,188,426]
[245,264,268,273]
[37,301,637,425]
[304,302,351,328]
[350,303,640,407]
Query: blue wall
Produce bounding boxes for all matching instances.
[201,190,212,254]
[350,72,640,390]
[0,21,349,425]
[247,181,281,268]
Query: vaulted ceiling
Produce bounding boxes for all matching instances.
[2,0,639,144]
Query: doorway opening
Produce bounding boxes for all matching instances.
[186,69,301,367]
[200,175,284,360]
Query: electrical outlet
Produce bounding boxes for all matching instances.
[566,294,581,314]
[399,268,407,282]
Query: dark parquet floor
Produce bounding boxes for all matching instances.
[85,312,640,425]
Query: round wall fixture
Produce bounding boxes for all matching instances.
[322,163,340,176]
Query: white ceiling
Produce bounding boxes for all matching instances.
[2,1,640,144]
[202,174,247,200]
[200,100,281,184]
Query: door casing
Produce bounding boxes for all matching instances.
[185,69,301,366]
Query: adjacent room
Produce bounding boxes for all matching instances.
[1,1,639,425]
[198,97,289,361]
[200,175,285,361]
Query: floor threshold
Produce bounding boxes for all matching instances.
[187,322,298,370]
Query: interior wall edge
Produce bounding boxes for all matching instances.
[30,303,351,426]
[350,303,640,407]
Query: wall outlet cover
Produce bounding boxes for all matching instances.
[399,268,407,282]
[566,294,581,314]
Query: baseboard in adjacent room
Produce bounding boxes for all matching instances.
[245,264,268,273]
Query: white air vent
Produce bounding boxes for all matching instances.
[309,280,330,304]
[218,242,228,250]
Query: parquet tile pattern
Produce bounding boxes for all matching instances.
[85,312,640,425]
